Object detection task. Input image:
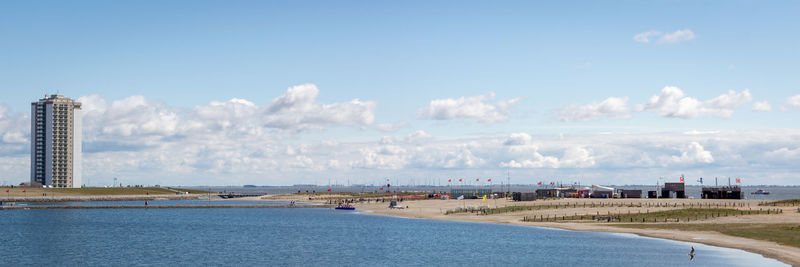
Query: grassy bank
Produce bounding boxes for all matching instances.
[519,208,779,223]
[613,223,800,249]
[761,199,800,206]
[0,187,208,196]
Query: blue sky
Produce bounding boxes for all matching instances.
[0,1,799,186]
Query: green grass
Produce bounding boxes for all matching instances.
[447,201,679,215]
[613,223,800,249]
[608,208,774,223]
[167,187,212,194]
[760,199,800,206]
[446,204,570,215]
[46,187,177,195]
[520,208,779,223]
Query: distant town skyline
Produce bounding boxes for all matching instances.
[1,1,799,185]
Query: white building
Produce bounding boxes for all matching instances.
[30,95,82,188]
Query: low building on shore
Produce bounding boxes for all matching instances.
[661,183,686,198]
[450,188,492,199]
[512,192,536,201]
[618,189,642,198]
[701,186,743,199]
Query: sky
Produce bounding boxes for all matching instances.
[1,1,799,186]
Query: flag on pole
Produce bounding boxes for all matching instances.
[448,179,451,183]
[680,174,685,183]
[736,177,741,183]
[537,181,542,185]
[698,177,703,184]
[458,178,462,182]
[476,178,479,182]
[482,194,487,202]
[488,178,492,182]
[327,188,331,192]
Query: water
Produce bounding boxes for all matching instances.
[11,200,316,207]
[0,208,785,266]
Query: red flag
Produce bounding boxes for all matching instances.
[680,176,685,183]
[488,179,492,182]
[448,179,451,183]
[476,178,479,182]
[537,181,542,185]
[736,177,741,183]
[327,188,331,192]
[458,178,462,182]
[380,187,383,190]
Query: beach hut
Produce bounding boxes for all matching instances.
[661,183,686,198]
[701,186,742,199]
[512,192,537,201]
[618,189,642,198]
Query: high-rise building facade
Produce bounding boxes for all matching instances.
[30,95,82,188]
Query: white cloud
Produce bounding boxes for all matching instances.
[500,145,595,169]
[668,142,714,166]
[752,101,772,112]
[788,94,800,107]
[264,84,376,131]
[405,130,433,143]
[659,29,696,44]
[418,92,520,124]
[763,147,800,164]
[633,30,661,43]
[375,122,409,132]
[504,133,532,146]
[557,97,630,122]
[96,95,180,137]
[638,86,752,118]
[634,29,695,44]
[560,146,596,168]
[0,105,28,146]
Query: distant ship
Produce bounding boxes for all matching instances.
[751,189,770,195]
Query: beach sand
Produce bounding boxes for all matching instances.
[255,195,800,266]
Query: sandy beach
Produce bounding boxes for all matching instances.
[255,195,800,266]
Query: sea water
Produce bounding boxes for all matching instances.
[0,208,786,266]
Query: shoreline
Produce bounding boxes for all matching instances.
[301,196,799,266]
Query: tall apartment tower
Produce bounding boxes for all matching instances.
[30,95,82,188]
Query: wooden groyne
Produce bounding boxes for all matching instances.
[0,204,334,210]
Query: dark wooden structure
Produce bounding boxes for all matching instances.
[535,189,558,198]
[618,189,642,198]
[512,192,537,201]
[590,190,613,198]
[451,188,492,198]
[701,186,742,199]
[661,183,686,198]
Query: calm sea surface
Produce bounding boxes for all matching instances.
[0,208,786,266]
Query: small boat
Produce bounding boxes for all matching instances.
[335,204,355,210]
[751,189,770,195]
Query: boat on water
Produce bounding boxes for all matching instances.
[335,204,355,210]
[751,189,770,195]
